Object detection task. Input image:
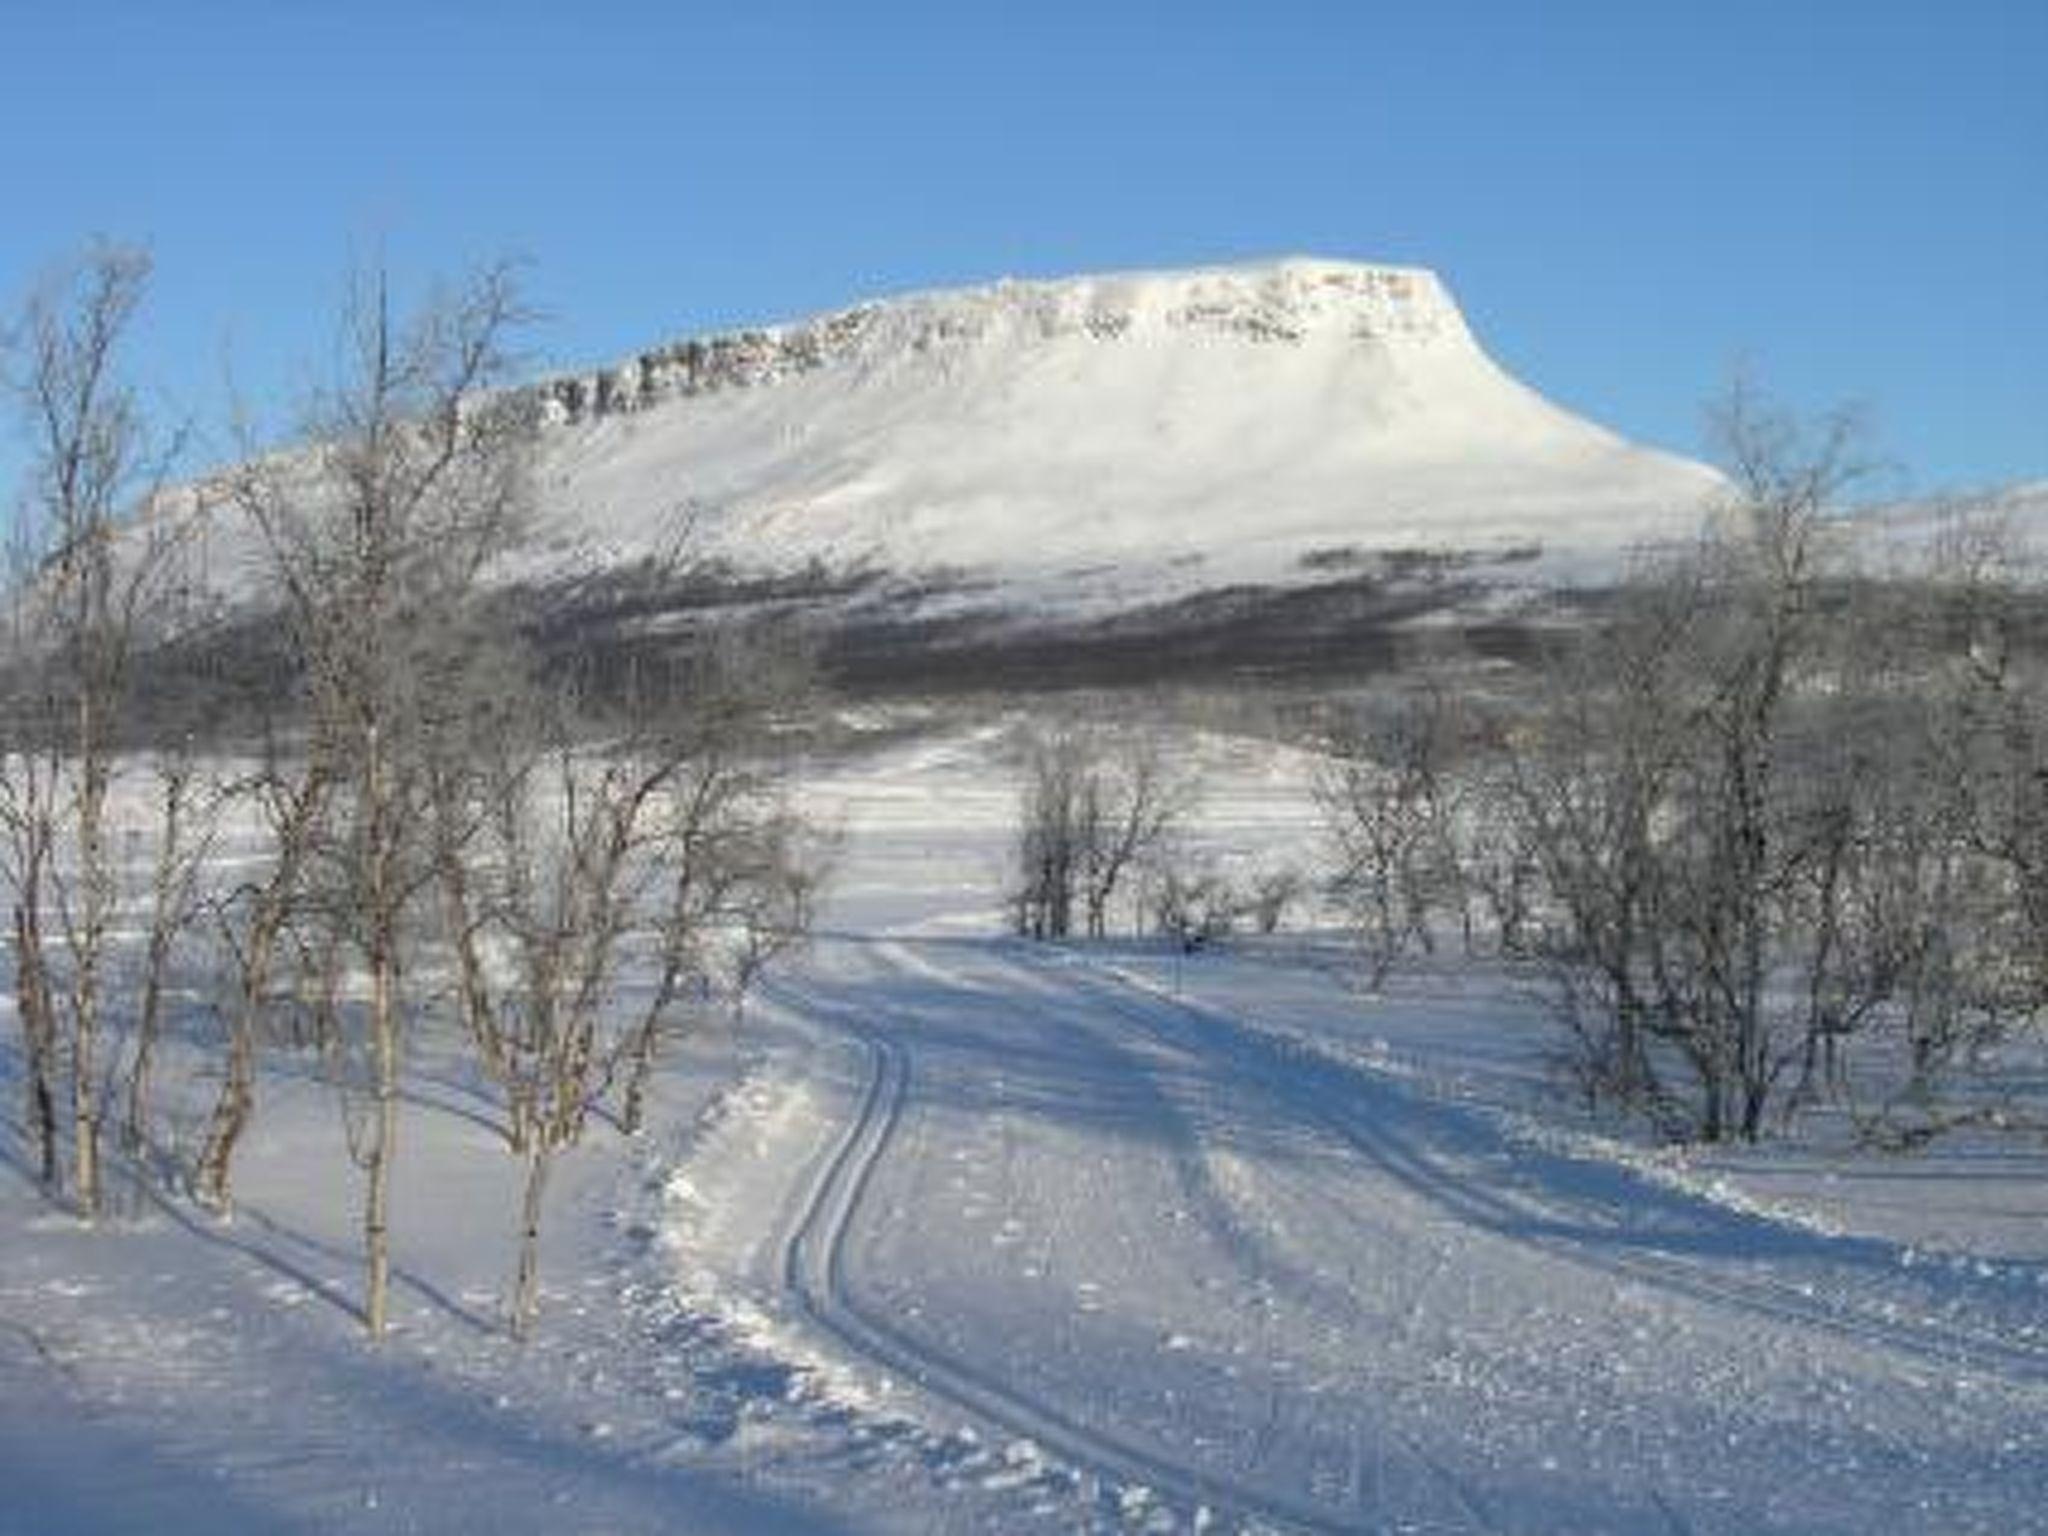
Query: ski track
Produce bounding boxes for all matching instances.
[741,933,2048,1535]
[770,942,1505,1533]
[773,989,1398,1532]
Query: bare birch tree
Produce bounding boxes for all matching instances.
[1317,687,1462,987]
[1015,723,1192,941]
[0,704,61,1188]
[434,637,818,1339]
[0,243,188,1215]
[118,740,220,1154]
[1077,730,1189,939]
[1501,591,1697,1119]
[1497,385,1882,1139]
[1015,727,1084,940]
[193,737,332,1215]
[229,262,535,1337]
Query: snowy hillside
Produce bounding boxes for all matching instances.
[503,258,1723,604]
[1856,478,2048,563]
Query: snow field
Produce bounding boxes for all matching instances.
[2,718,2045,1533]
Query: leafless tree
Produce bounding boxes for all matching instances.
[1316,686,1463,987]
[1245,866,1306,936]
[193,738,332,1215]
[1149,860,1239,951]
[0,243,189,1215]
[1014,727,1084,940]
[1501,594,1696,1119]
[228,261,535,1337]
[1498,384,1883,1140]
[0,712,61,1187]
[1457,746,1543,959]
[433,636,818,1339]
[1014,723,1193,941]
[1076,730,1189,939]
[1863,513,2048,1134]
[118,740,221,1154]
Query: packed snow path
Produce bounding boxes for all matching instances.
[728,933,2048,1534]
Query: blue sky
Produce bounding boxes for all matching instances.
[2,0,2042,495]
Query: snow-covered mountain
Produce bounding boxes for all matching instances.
[505,258,1723,607]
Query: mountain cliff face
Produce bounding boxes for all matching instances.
[511,258,1724,604]
[523,262,1472,424]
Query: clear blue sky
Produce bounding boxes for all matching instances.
[2,0,2042,495]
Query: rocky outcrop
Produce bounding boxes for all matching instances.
[523,258,1466,426]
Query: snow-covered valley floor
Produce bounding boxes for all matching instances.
[4,723,2046,1534]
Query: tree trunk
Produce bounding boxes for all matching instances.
[123,936,168,1155]
[125,768,189,1154]
[71,989,101,1219]
[622,1025,657,1136]
[195,1012,255,1215]
[71,739,111,1220]
[511,1140,551,1341]
[15,900,59,1189]
[196,856,298,1215]
[363,932,398,1341]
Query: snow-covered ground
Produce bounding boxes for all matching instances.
[4,721,2047,1534]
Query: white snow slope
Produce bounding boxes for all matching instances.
[506,259,1723,601]
[4,724,2045,1534]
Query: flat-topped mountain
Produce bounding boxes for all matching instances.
[166,260,1737,692]
[510,258,1723,606]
